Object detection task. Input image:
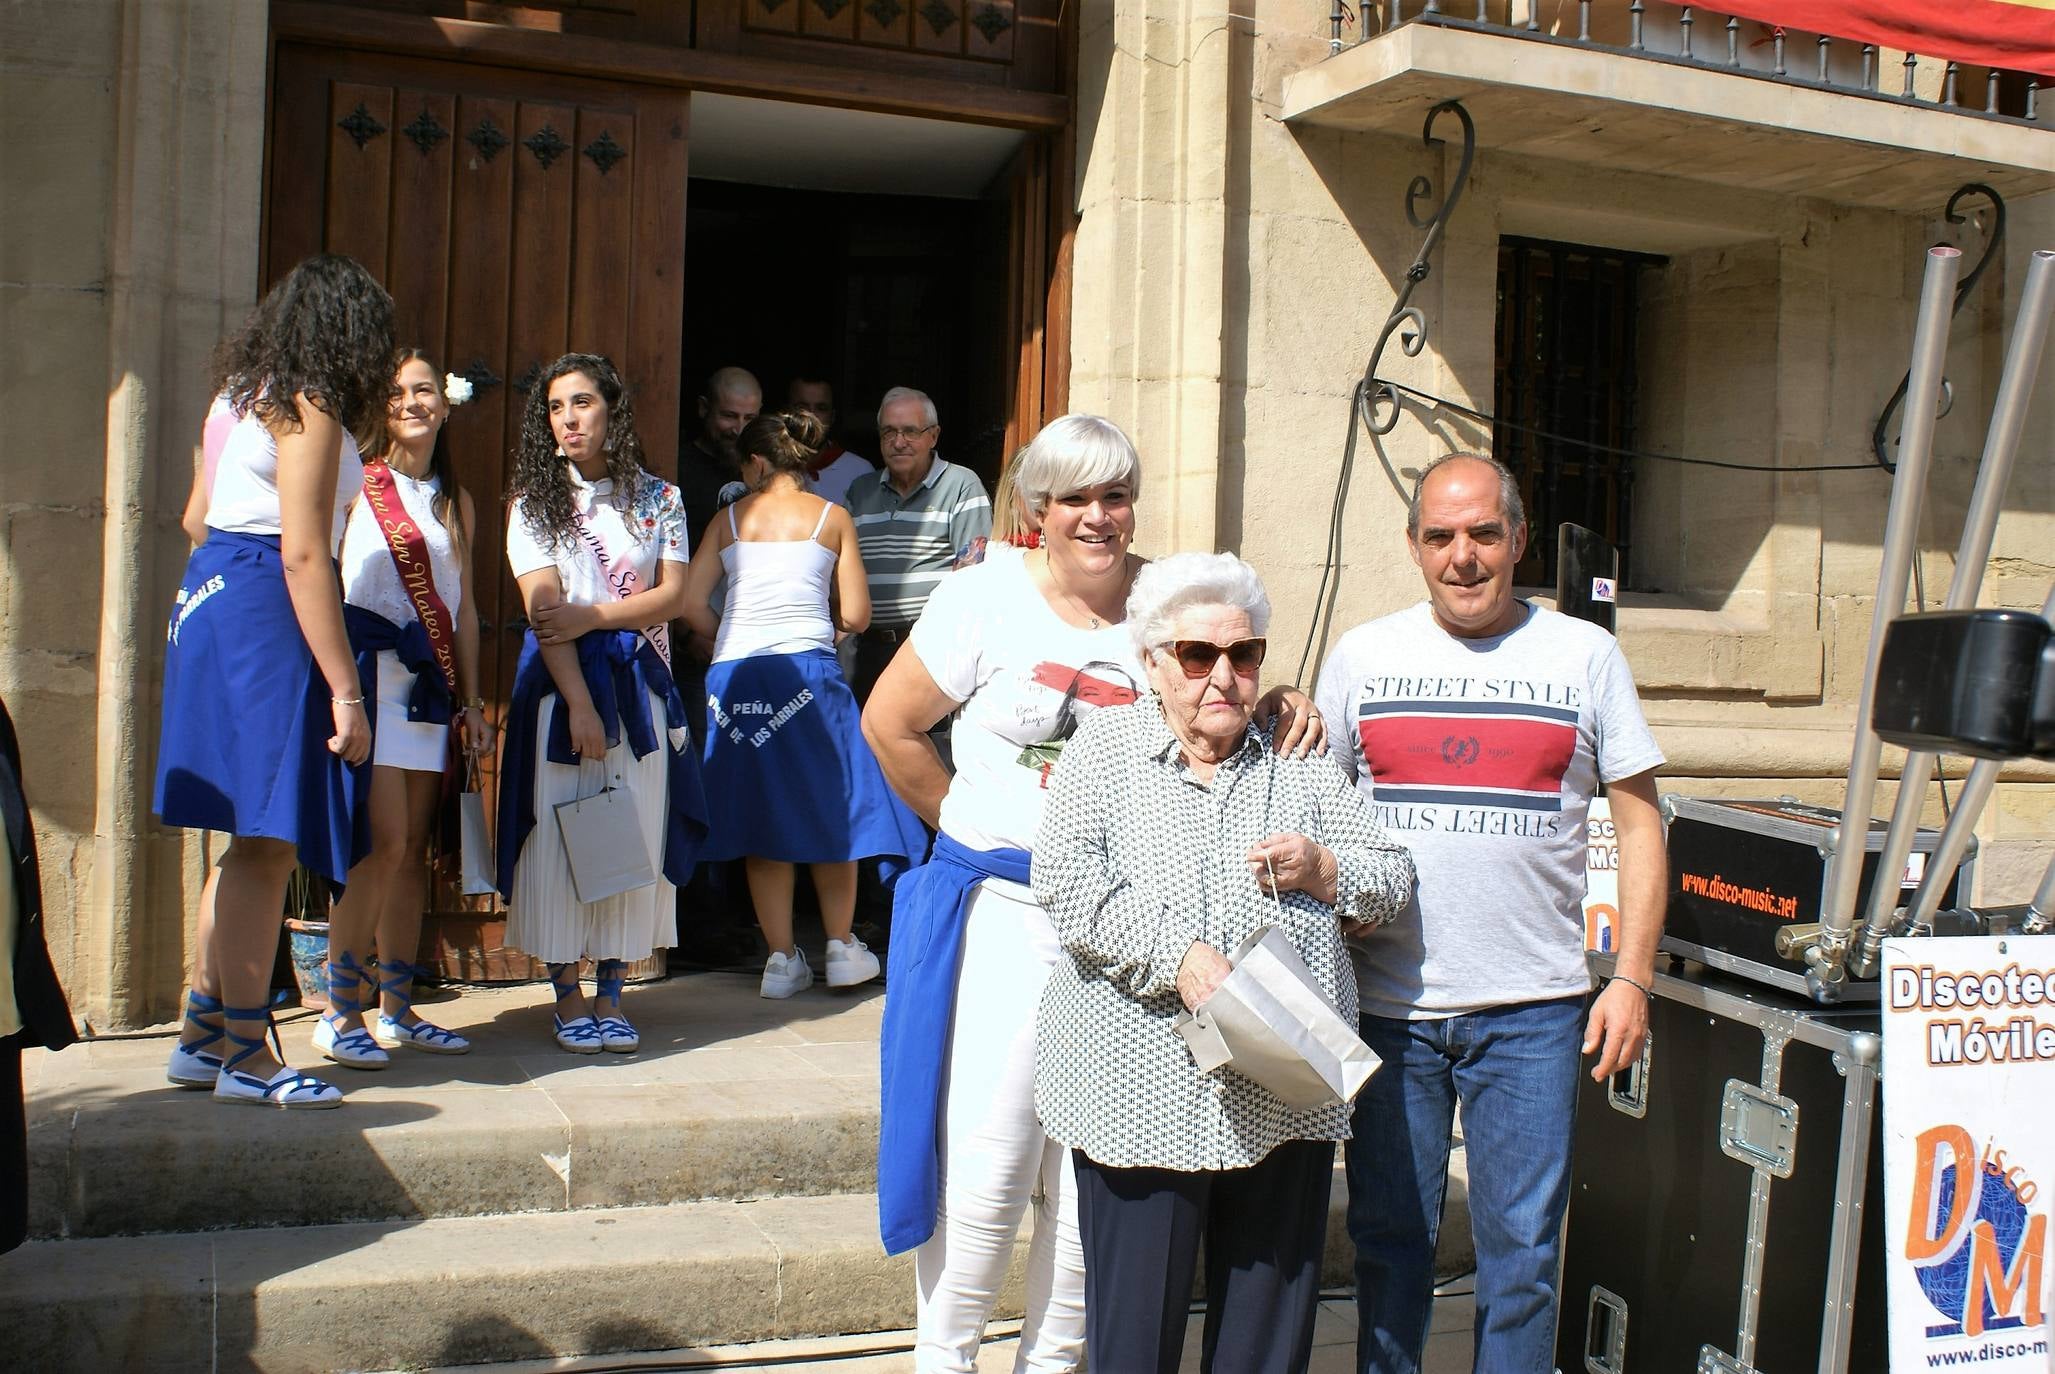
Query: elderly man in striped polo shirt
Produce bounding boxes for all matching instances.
[844,386,991,704]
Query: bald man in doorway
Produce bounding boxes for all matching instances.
[676,366,765,973]
[682,366,762,556]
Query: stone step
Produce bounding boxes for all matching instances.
[27,976,1472,1272]
[21,974,1475,1370]
[1,1194,994,1374]
[0,1179,1468,1374]
[27,975,886,1239]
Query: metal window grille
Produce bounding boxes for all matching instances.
[1494,236,1665,587]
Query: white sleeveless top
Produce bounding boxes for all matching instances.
[340,469,465,626]
[711,500,838,663]
[204,397,364,555]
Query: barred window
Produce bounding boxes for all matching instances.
[1493,236,1665,587]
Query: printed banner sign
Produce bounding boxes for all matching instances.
[1652,0,2055,80]
[1882,936,2055,1372]
[1584,796,1619,951]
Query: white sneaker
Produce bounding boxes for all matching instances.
[760,949,815,999]
[824,937,881,989]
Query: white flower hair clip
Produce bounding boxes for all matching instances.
[444,372,476,407]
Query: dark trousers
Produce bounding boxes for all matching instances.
[850,625,909,707]
[1072,1138,1335,1374]
[2,1037,25,1253]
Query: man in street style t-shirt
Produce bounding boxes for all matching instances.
[1315,453,1668,1374]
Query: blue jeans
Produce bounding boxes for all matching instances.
[1346,997,1585,1374]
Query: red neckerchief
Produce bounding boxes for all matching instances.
[360,461,460,697]
[807,440,846,480]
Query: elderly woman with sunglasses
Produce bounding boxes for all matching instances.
[863,418,1329,1373]
[1031,552,1415,1374]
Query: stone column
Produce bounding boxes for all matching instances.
[0,0,268,1029]
[1071,0,1250,555]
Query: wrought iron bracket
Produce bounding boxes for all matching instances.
[1871,182,2005,472]
[1296,98,1477,685]
[1357,99,1475,438]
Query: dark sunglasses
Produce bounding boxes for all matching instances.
[1166,637,1267,678]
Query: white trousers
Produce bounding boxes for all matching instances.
[913,880,1086,1373]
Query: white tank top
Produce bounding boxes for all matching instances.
[711,500,838,663]
[204,397,364,555]
[340,469,465,626]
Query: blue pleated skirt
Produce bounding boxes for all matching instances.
[152,531,365,885]
[699,647,927,867]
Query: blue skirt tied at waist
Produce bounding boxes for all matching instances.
[343,604,455,735]
[152,529,369,888]
[877,833,1033,1255]
[494,628,709,901]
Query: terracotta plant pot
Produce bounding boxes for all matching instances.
[283,917,330,1011]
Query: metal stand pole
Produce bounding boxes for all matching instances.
[1812,246,1961,1000]
[1852,249,2055,976]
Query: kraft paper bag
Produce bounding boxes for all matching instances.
[1172,924,1382,1111]
[553,766,657,905]
[457,757,498,897]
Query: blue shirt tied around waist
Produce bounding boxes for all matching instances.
[494,628,709,900]
[153,530,370,891]
[877,833,1033,1255]
[343,604,455,731]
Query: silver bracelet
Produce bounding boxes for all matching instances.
[332,695,366,707]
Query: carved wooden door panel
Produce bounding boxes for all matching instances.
[263,43,688,959]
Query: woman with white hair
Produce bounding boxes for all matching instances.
[1033,552,1414,1374]
[862,416,1329,1372]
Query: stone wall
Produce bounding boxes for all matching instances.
[1070,0,2055,901]
[2,0,269,1029]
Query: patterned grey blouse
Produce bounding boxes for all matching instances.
[1031,698,1416,1172]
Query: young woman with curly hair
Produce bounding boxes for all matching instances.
[155,253,395,1108]
[496,353,708,1053]
[313,350,493,1069]
[682,410,923,999]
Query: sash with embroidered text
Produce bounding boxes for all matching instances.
[572,503,672,669]
[361,461,460,698]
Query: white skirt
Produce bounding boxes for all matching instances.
[505,689,676,964]
[372,650,453,773]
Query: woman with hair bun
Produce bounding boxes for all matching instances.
[155,252,395,1108]
[497,353,707,1054]
[683,410,923,999]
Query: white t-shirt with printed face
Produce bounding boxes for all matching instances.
[911,554,1145,856]
[1316,600,1665,1020]
[505,465,688,602]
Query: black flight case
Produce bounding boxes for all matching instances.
[1557,952,1887,1374]
[1660,796,1975,1001]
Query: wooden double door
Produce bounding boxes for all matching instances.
[265,44,689,966]
[264,38,1070,961]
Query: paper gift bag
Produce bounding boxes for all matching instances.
[1172,924,1381,1110]
[458,758,498,897]
[553,767,657,904]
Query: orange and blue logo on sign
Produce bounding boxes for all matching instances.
[1904,1124,2048,1340]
